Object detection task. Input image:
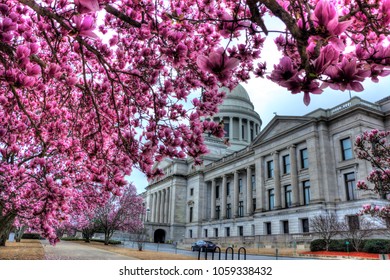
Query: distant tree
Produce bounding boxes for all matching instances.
[93,184,144,245]
[310,213,342,251]
[340,216,376,252]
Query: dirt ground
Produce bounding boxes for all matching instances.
[0,239,45,260]
[0,240,197,260]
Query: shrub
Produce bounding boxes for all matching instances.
[21,233,41,239]
[363,239,390,254]
[310,239,326,251]
[60,237,122,245]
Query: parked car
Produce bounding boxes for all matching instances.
[191,240,217,252]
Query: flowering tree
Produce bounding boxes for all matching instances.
[355,129,390,226]
[93,183,144,245]
[1,0,390,244]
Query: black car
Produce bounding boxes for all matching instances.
[191,240,217,252]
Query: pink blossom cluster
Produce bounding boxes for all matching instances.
[360,204,390,219]
[355,129,390,220]
[268,0,390,104]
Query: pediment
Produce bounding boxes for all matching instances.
[252,116,314,145]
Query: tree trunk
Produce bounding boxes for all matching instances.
[104,231,110,245]
[0,213,16,246]
[82,229,94,243]
[14,225,28,242]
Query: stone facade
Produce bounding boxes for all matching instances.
[143,87,390,246]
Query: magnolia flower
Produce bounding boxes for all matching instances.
[73,15,98,39]
[323,58,371,91]
[74,0,100,14]
[312,0,352,36]
[313,45,339,74]
[197,47,239,82]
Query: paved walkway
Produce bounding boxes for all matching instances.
[40,240,138,260]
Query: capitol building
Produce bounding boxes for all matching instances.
[143,85,390,246]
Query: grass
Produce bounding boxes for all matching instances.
[0,239,45,260]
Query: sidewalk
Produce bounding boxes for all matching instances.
[40,240,139,260]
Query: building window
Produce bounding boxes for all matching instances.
[265,222,272,235]
[344,172,356,201]
[190,188,194,196]
[227,182,230,196]
[251,174,255,188]
[216,206,220,220]
[239,178,243,193]
[341,138,353,160]
[268,189,275,210]
[251,128,254,141]
[267,160,274,178]
[189,207,193,222]
[347,215,360,230]
[282,220,289,234]
[226,227,230,237]
[285,185,292,208]
[224,122,229,138]
[189,229,193,238]
[303,181,310,205]
[216,185,220,199]
[204,229,208,238]
[238,201,244,217]
[226,203,231,219]
[302,218,310,233]
[300,148,309,169]
[283,154,290,174]
[242,124,245,139]
[238,226,244,236]
[214,228,218,238]
[252,198,256,211]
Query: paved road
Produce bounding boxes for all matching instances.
[40,240,138,260]
[121,241,314,260]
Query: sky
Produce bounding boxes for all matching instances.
[128,16,390,194]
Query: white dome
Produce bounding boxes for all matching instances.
[219,84,254,110]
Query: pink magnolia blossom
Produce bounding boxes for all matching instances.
[197,47,239,82]
[323,58,371,91]
[74,0,100,14]
[73,15,98,39]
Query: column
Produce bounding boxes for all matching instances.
[159,190,164,223]
[246,166,253,215]
[229,117,233,140]
[273,152,282,209]
[290,145,300,206]
[167,187,172,224]
[164,188,169,223]
[221,175,227,219]
[233,171,239,217]
[239,118,242,141]
[247,120,251,142]
[156,191,161,223]
[150,193,155,222]
[210,180,216,220]
[169,185,176,224]
[255,157,265,212]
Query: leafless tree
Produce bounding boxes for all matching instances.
[311,214,342,251]
[340,216,376,252]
